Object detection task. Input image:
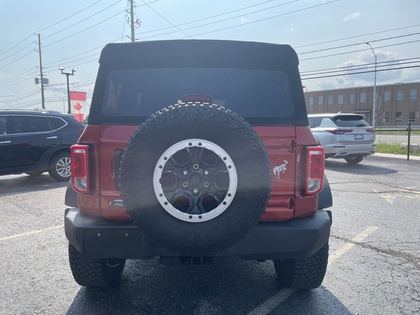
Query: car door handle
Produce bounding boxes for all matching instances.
[0,140,12,144]
[46,136,58,140]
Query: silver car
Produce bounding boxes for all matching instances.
[308,113,376,164]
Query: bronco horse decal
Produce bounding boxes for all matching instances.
[273,160,288,179]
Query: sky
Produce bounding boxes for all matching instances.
[1,0,420,113]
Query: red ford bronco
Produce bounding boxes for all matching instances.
[64,39,332,289]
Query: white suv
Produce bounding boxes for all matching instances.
[308,113,376,164]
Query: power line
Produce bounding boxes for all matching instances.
[137,0,289,35]
[298,31,420,55]
[300,39,420,62]
[37,0,105,34]
[188,0,339,38]
[137,0,299,39]
[140,0,193,39]
[0,50,35,70]
[301,61,420,79]
[0,0,105,58]
[300,57,420,75]
[301,64,420,80]
[295,23,420,49]
[0,68,34,86]
[0,41,34,65]
[43,0,122,40]
[44,10,126,48]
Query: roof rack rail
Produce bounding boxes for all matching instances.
[0,108,62,113]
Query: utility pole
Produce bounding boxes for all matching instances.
[128,0,140,42]
[38,34,45,110]
[366,42,377,130]
[130,0,135,42]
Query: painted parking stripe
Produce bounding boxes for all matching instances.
[0,224,64,242]
[328,226,379,266]
[247,226,379,315]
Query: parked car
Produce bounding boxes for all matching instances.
[64,39,333,290]
[308,113,376,164]
[0,109,84,181]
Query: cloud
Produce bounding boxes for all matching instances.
[344,12,361,21]
[312,49,420,90]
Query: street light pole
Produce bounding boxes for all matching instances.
[366,42,377,129]
[59,66,77,114]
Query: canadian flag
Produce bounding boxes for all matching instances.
[70,91,86,122]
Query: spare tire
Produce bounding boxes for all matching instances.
[120,103,271,254]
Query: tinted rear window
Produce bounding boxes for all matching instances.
[101,68,295,119]
[308,117,323,128]
[332,115,369,127]
[49,117,67,130]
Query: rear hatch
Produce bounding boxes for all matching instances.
[78,40,318,221]
[332,115,375,145]
[84,64,304,221]
[93,125,298,222]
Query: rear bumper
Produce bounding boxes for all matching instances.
[65,208,332,260]
[324,143,376,158]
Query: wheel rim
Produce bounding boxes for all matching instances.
[153,139,237,223]
[56,156,71,178]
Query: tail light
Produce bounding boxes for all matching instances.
[305,146,325,195]
[71,144,90,193]
[327,129,353,134]
[366,128,375,133]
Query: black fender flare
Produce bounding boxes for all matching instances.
[317,175,332,210]
[65,181,78,208]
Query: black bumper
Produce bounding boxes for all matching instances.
[65,208,331,260]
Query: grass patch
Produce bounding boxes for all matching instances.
[376,142,420,156]
[375,130,420,135]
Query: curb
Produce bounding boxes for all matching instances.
[372,153,420,161]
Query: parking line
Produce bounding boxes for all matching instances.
[247,289,295,315]
[0,224,64,242]
[328,226,378,266]
[247,226,379,315]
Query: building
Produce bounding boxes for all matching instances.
[304,82,420,128]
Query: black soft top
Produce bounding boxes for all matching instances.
[99,39,299,70]
[89,40,308,126]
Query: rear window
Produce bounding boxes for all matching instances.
[49,117,67,130]
[101,68,295,119]
[332,115,369,127]
[308,117,323,128]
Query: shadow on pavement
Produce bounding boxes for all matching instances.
[0,173,68,196]
[325,159,397,175]
[66,257,351,315]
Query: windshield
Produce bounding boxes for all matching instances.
[102,68,294,118]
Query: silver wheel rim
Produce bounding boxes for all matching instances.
[153,139,237,223]
[56,156,71,178]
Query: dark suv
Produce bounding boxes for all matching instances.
[0,110,84,181]
[65,40,333,289]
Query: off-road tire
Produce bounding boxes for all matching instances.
[120,103,272,254]
[344,155,364,164]
[48,152,71,181]
[68,244,126,287]
[273,243,329,289]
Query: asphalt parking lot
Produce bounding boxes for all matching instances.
[0,153,419,315]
